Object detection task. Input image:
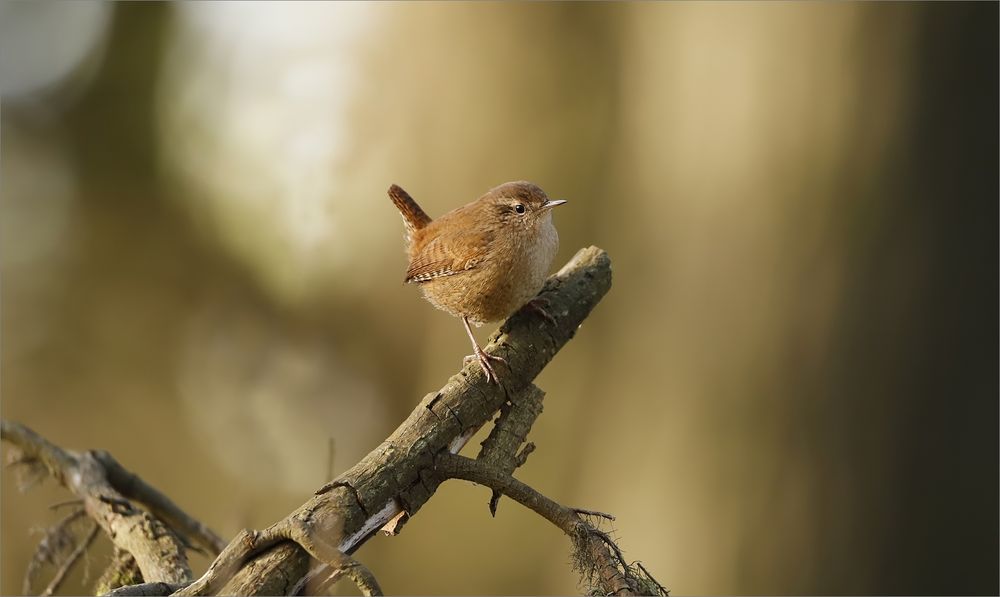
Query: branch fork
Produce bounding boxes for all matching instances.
[3,247,667,596]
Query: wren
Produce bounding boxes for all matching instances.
[388,181,567,383]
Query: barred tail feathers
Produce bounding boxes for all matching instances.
[388,184,432,240]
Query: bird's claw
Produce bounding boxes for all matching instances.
[464,349,507,384]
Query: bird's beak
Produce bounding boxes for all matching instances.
[541,199,567,210]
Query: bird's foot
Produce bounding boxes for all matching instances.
[524,296,557,326]
[463,347,507,384]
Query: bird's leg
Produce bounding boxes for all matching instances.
[462,316,507,384]
[524,296,557,326]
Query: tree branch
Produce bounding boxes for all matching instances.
[300,555,383,596]
[40,520,99,597]
[93,450,226,555]
[433,453,665,596]
[23,508,86,595]
[5,246,667,596]
[106,582,188,597]
[175,246,615,595]
[476,385,545,516]
[1,421,222,587]
[434,452,580,534]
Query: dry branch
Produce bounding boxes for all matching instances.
[477,384,545,516]
[3,246,667,596]
[434,452,648,596]
[92,451,226,555]
[106,582,188,597]
[0,421,223,589]
[175,246,617,595]
[40,520,99,596]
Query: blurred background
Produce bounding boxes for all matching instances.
[1,2,997,595]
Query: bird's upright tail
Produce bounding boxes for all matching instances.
[388,184,432,241]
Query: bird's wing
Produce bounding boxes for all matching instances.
[405,228,493,284]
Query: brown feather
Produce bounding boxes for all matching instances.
[405,227,493,284]
[388,184,432,243]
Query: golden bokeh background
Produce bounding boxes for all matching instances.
[2,3,997,595]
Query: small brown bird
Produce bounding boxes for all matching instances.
[388,181,566,383]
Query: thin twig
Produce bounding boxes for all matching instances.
[434,452,643,596]
[326,437,336,482]
[49,499,84,511]
[1,421,192,585]
[41,521,99,597]
[313,558,383,596]
[288,563,325,597]
[591,527,630,572]
[635,561,669,596]
[24,508,87,595]
[104,581,188,596]
[572,507,617,522]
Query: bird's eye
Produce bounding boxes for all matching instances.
[514,204,526,214]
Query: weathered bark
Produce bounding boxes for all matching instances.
[1,422,195,586]
[477,385,544,516]
[3,246,668,596]
[181,245,614,596]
